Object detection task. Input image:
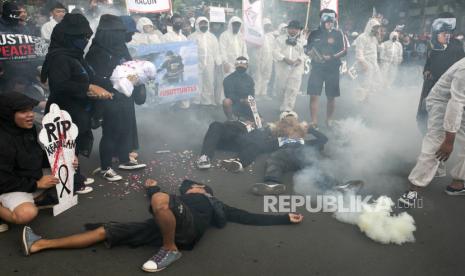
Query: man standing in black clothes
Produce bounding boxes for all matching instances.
[222,56,255,120]
[21,178,303,272]
[307,9,347,129]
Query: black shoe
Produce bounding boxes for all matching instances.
[252,183,286,196]
[35,192,58,210]
[91,117,103,130]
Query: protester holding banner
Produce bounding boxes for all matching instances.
[0,92,60,228]
[40,2,67,42]
[273,20,305,112]
[307,9,347,129]
[41,13,103,194]
[85,14,146,182]
[189,17,222,106]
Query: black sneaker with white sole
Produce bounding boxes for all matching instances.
[398,190,418,207]
[252,183,286,196]
[118,160,147,170]
[445,186,465,196]
[220,159,243,173]
[101,168,123,182]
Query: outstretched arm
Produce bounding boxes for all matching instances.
[223,204,303,226]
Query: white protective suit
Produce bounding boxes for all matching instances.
[129,17,162,46]
[379,32,403,88]
[219,16,249,77]
[273,34,306,112]
[254,18,275,97]
[353,18,381,101]
[188,17,222,105]
[409,58,465,187]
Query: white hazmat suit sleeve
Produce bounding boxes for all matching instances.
[444,68,465,132]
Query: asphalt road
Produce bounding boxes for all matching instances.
[1,71,465,276]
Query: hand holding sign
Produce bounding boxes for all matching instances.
[38,104,79,216]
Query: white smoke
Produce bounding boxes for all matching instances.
[333,195,416,245]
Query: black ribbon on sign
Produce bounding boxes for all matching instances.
[58,164,71,197]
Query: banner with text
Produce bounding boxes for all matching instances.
[126,0,171,13]
[39,104,78,216]
[243,0,264,45]
[0,33,48,61]
[128,41,199,104]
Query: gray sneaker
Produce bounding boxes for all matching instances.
[220,159,243,173]
[141,248,182,272]
[252,183,286,196]
[21,226,42,256]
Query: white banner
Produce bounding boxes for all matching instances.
[39,104,78,216]
[126,0,171,14]
[209,7,226,23]
[243,0,264,45]
[320,0,338,13]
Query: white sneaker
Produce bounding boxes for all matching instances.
[220,159,243,173]
[84,178,95,185]
[196,155,211,169]
[101,168,123,182]
[76,186,94,195]
[118,160,147,170]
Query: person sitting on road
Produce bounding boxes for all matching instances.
[222,56,255,121]
[0,93,78,232]
[21,178,303,272]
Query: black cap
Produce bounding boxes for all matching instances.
[287,20,302,30]
[2,1,20,20]
[97,14,126,31]
[59,13,92,36]
[49,1,67,12]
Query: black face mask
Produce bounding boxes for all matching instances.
[232,24,241,34]
[199,26,208,33]
[236,67,247,73]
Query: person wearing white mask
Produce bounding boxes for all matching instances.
[253,18,275,98]
[188,17,222,106]
[273,20,305,112]
[379,31,403,89]
[129,17,162,46]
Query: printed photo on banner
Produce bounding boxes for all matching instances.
[243,0,264,45]
[126,0,172,13]
[129,40,199,105]
[38,104,78,216]
[0,33,48,61]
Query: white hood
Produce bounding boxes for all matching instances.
[136,17,154,33]
[227,16,243,33]
[195,16,209,33]
[363,18,381,35]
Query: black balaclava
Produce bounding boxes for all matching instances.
[91,14,130,59]
[199,20,208,33]
[2,1,21,25]
[171,14,183,33]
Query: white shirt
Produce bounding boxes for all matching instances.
[41,18,59,41]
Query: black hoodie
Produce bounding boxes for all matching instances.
[0,93,46,194]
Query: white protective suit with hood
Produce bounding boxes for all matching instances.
[129,17,162,46]
[188,17,222,105]
[254,18,275,96]
[273,33,306,112]
[353,18,381,101]
[219,16,249,77]
[409,57,465,187]
[379,31,403,88]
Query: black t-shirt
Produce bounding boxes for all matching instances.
[307,28,346,67]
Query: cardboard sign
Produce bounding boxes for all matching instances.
[0,33,48,61]
[126,0,172,14]
[39,104,78,216]
[209,7,226,23]
[128,41,199,104]
[321,0,338,13]
[243,0,264,45]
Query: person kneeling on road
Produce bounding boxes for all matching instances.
[21,178,303,272]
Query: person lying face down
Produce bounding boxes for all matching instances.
[21,178,303,272]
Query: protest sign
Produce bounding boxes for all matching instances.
[243,0,264,45]
[39,104,78,216]
[209,7,226,23]
[0,34,48,61]
[128,41,199,105]
[126,0,171,13]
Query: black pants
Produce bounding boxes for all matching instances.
[200,121,247,159]
[99,99,132,169]
[236,129,278,167]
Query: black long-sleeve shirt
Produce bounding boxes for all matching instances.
[223,70,255,103]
